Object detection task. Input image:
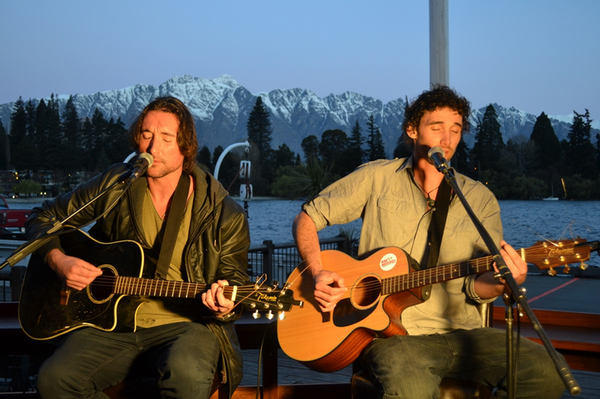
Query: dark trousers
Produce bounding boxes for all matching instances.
[37,322,220,399]
[363,327,566,399]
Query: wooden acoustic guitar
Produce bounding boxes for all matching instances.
[277,238,598,373]
[18,229,301,340]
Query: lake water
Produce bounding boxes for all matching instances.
[239,199,600,250]
[11,198,600,252]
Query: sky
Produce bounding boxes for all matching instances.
[1,1,599,123]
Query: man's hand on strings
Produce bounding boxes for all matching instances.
[202,279,235,317]
[496,240,528,286]
[313,269,347,313]
[475,240,528,299]
[47,248,102,291]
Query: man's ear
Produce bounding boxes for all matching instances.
[406,125,418,140]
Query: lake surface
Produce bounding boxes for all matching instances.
[238,199,600,250]
[11,198,600,252]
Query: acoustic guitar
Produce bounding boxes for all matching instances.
[277,238,598,373]
[19,229,301,340]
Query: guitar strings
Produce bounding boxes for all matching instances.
[325,243,572,298]
[83,273,283,310]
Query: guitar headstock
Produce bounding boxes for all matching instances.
[524,238,598,276]
[235,277,303,320]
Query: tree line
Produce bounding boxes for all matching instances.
[1,96,599,200]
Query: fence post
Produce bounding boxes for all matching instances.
[262,240,274,283]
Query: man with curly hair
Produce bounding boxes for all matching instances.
[292,86,565,398]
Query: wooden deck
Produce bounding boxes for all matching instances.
[237,348,599,399]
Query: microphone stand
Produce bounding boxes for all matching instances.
[434,161,580,397]
[0,173,137,272]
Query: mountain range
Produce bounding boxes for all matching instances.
[0,75,597,158]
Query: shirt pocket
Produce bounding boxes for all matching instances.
[374,197,424,248]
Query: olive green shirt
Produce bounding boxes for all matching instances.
[302,157,502,335]
[136,190,199,328]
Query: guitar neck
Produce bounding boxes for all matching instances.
[113,276,233,300]
[383,255,493,295]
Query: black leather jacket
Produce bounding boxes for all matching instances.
[25,163,250,397]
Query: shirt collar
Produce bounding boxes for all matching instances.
[396,156,414,173]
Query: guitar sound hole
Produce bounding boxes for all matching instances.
[352,275,381,309]
[88,266,117,304]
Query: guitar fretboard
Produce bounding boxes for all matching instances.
[382,255,494,295]
[115,277,206,298]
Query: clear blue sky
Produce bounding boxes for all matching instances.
[1,1,599,122]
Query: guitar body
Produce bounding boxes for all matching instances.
[277,247,423,373]
[19,230,146,340]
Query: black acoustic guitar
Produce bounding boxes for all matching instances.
[19,229,300,340]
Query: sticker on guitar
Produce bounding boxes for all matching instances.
[380,253,397,271]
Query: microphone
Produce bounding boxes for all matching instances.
[119,153,153,182]
[427,146,449,172]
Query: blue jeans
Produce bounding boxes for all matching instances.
[362,328,566,399]
[37,322,221,399]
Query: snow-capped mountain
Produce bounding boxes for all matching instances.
[0,75,596,157]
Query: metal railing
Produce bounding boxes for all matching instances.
[0,237,350,302]
[248,236,349,285]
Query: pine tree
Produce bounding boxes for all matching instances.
[62,95,83,174]
[46,94,63,171]
[25,99,36,138]
[33,99,48,170]
[197,145,212,170]
[9,97,29,171]
[90,108,109,171]
[105,117,131,164]
[273,144,296,169]
[452,140,470,174]
[565,109,596,178]
[80,117,94,171]
[319,129,348,177]
[471,104,505,171]
[346,120,364,171]
[366,115,386,161]
[596,133,600,173]
[247,97,273,158]
[246,97,274,194]
[0,119,8,170]
[530,112,562,171]
[301,135,320,161]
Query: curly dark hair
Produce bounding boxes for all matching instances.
[401,85,471,147]
[129,96,198,174]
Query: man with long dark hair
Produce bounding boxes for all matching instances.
[26,96,250,399]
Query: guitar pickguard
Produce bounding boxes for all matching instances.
[332,298,378,327]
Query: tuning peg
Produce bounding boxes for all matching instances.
[270,280,279,289]
[252,310,261,319]
[547,268,557,276]
[278,312,286,321]
[563,265,571,274]
[580,262,588,270]
[265,310,274,320]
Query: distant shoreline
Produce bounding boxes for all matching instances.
[5,196,291,204]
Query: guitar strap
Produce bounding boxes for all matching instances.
[154,173,191,280]
[426,177,452,269]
